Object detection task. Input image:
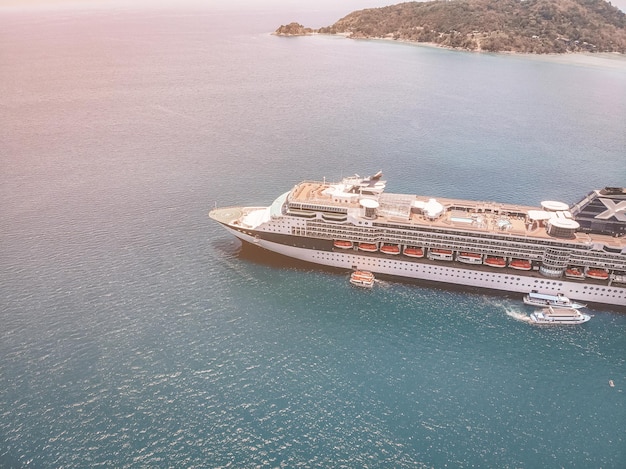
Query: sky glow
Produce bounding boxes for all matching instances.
[1,0,625,23]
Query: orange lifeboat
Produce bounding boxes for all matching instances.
[460,252,481,258]
[333,240,353,249]
[358,243,378,253]
[586,268,609,280]
[485,256,506,268]
[509,259,532,270]
[380,244,400,255]
[565,267,585,280]
[404,246,424,258]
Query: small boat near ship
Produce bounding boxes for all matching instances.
[350,270,375,288]
[529,306,591,325]
[523,291,586,309]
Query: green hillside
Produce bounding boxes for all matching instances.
[278,0,626,53]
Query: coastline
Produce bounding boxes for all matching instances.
[273,30,626,65]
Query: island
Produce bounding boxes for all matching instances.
[274,0,626,54]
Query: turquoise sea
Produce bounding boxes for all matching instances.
[1,5,626,468]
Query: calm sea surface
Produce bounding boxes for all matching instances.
[1,5,625,468]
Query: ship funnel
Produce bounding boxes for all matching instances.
[360,198,379,219]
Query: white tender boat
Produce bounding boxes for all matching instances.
[529,306,591,325]
[523,291,586,309]
[456,252,483,264]
[350,270,375,288]
[427,248,453,261]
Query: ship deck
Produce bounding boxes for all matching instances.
[290,181,624,249]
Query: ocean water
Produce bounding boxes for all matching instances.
[1,5,626,468]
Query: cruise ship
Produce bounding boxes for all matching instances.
[210,172,626,308]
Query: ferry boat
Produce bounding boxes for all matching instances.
[529,306,591,325]
[523,291,586,309]
[209,172,626,307]
[350,270,375,288]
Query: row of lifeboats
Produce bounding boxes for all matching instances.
[432,251,532,270]
[333,240,533,270]
[565,266,609,280]
[335,240,424,255]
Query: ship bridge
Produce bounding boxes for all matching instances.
[287,173,388,213]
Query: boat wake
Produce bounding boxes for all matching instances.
[505,308,532,323]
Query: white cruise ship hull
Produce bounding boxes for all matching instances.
[223,225,626,307]
[210,174,626,308]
